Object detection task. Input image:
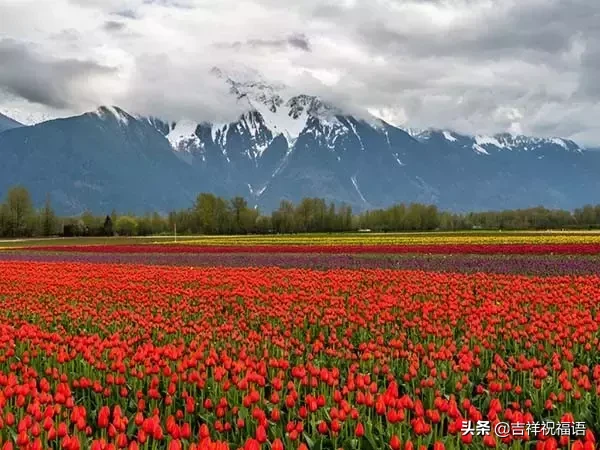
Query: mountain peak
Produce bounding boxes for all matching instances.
[0,112,23,133]
[210,64,269,86]
[473,133,582,152]
[205,67,348,146]
[93,106,132,126]
[211,66,288,115]
[404,127,584,155]
[286,95,340,120]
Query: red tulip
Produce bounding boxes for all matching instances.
[243,439,260,450]
[354,422,365,437]
[255,424,267,443]
[390,435,401,450]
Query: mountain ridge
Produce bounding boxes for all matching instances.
[0,69,597,215]
[0,112,23,133]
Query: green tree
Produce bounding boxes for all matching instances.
[81,211,103,235]
[0,203,8,237]
[231,196,249,233]
[272,200,296,233]
[6,186,34,237]
[195,193,218,234]
[115,216,138,236]
[136,215,153,236]
[341,204,353,231]
[150,212,168,234]
[255,215,272,233]
[574,205,596,228]
[240,206,259,234]
[194,193,232,234]
[41,194,57,237]
[110,209,118,227]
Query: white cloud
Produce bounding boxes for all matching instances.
[0,0,599,145]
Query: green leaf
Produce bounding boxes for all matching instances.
[303,432,315,448]
[238,407,249,420]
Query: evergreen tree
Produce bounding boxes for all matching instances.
[103,215,114,236]
[41,194,57,237]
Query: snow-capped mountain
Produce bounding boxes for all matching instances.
[143,67,399,206]
[411,129,582,156]
[0,68,597,215]
[151,67,349,159]
[0,107,63,127]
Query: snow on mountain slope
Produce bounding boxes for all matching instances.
[167,120,201,153]
[550,138,569,150]
[94,106,131,126]
[473,143,490,155]
[250,100,305,147]
[0,105,72,126]
[475,134,507,149]
[145,67,383,172]
[443,131,457,142]
[351,175,367,203]
[405,128,428,139]
[235,112,274,159]
[148,68,314,157]
[471,133,582,153]
[408,128,585,155]
[211,123,228,146]
[208,67,353,149]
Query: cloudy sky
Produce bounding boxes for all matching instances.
[0,0,599,145]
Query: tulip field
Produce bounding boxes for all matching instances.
[0,233,600,449]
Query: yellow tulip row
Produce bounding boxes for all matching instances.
[155,231,600,246]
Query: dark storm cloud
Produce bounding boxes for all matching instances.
[103,20,127,32]
[0,39,116,109]
[287,34,311,51]
[217,34,311,52]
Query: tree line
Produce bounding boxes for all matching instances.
[1,185,600,238]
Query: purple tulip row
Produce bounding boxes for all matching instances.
[1,250,600,275]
